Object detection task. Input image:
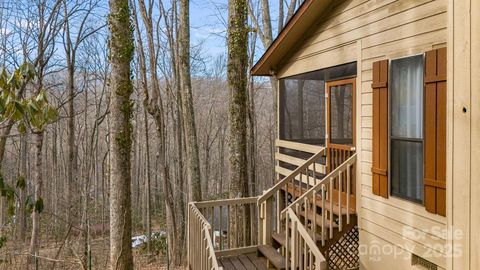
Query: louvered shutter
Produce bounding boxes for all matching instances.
[424,48,447,216]
[371,60,389,198]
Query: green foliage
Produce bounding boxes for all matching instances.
[0,236,7,249]
[16,175,26,190]
[34,197,44,213]
[0,172,17,219]
[26,195,35,214]
[139,233,168,256]
[0,63,58,134]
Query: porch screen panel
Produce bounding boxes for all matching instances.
[279,79,325,145]
[330,84,353,145]
[371,60,389,198]
[424,48,447,216]
[279,62,357,146]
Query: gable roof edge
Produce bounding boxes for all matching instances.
[251,0,333,76]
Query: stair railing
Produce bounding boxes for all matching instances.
[285,208,327,270]
[188,203,223,270]
[281,153,357,247]
[257,147,325,246]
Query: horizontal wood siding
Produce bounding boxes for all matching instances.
[276,0,448,268]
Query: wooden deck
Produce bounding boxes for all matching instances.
[218,253,268,270]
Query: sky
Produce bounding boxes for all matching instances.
[0,0,289,74]
[188,0,283,65]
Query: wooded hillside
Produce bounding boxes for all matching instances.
[0,0,302,268]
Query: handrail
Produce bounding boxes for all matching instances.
[282,153,357,215]
[282,153,357,246]
[189,197,259,254]
[285,208,326,270]
[188,203,223,270]
[258,147,325,205]
[195,197,258,208]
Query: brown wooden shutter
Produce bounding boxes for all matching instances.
[424,48,447,216]
[371,60,389,198]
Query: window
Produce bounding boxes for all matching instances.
[389,55,424,203]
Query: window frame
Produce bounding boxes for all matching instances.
[387,53,425,204]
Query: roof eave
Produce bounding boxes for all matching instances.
[251,0,333,77]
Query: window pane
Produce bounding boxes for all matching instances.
[391,140,423,202]
[330,84,353,145]
[390,55,424,139]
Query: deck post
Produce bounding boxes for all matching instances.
[262,196,273,245]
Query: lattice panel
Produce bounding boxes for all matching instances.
[327,225,359,270]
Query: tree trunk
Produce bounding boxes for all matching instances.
[227,0,250,247]
[17,134,27,242]
[29,132,44,260]
[66,47,77,228]
[143,108,151,254]
[179,0,202,203]
[152,112,179,266]
[107,0,134,268]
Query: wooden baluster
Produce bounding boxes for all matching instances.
[291,176,295,203]
[300,237,304,270]
[227,205,230,249]
[219,206,223,250]
[301,170,304,197]
[304,241,308,269]
[329,177,334,239]
[338,171,343,232]
[201,231,204,270]
[347,164,351,225]
[285,215,289,270]
[306,168,309,190]
[211,207,214,245]
[276,190,280,233]
[321,184,325,246]
[312,190,317,241]
[304,196,310,236]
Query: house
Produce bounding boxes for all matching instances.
[188,0,480,270]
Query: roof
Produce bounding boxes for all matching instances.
[251,0,333,76]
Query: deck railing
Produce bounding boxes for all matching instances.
[188,203,222,270]
[282,153,357,246]
[285,208,326,270]
[258,143,325,245]
[188,197,259,269]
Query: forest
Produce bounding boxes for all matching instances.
[0,0,301,269]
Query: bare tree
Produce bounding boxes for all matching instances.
[227,0,250,247]
[179,0,202,203]
[107,0,134,268]
[133,0,180,265]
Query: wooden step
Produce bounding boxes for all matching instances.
[281,183,355,216]
[258,245,286,270]
[272,232,286,247]
[298,210,338,229]
[274,227,324,247]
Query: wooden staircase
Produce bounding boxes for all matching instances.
[257,148,358,270]
[187,144,359,270]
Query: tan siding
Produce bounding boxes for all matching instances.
[276,0,448,268]
[449,0,480,269]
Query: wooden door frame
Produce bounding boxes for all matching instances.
[325,77,357,210]
[325,77,357,152]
